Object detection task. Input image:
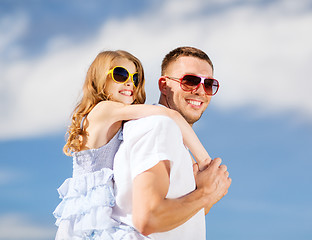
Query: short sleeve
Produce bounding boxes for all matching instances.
[122,116,183,180]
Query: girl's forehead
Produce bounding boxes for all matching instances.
[112,58,136,70]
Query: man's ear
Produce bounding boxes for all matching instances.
[158,77,167,95]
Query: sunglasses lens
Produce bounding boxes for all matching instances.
[180,75,219,95]
[113,67,129,83]
[132,73,139,87]
[181,75,201,91]
[204,79,219,95]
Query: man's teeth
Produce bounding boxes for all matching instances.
[187,100,201,106]
[121,90,132,96]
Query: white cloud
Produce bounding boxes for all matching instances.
[0,214,55,240]
[203,2,312,116]
[1,0,312,140]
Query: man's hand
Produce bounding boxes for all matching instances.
[193,158,232,214]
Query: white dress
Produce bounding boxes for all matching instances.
[53,129,148,240]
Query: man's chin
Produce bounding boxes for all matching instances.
[182,112,203,125]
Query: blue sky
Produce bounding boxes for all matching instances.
[0,0,311,239]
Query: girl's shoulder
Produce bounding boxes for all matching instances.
[86,101,129,127]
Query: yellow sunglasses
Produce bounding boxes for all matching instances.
[107,66,139,87]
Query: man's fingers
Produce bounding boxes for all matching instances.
[219,164,227,172]
[210,158,222,169]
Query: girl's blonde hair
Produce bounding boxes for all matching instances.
[63,50,146,156]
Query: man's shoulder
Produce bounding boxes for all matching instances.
[125,115,176,127]
[123,115,180,137]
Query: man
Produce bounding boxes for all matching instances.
[112,46,231,239]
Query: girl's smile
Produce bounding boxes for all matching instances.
[119,89,133,97]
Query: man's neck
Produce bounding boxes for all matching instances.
[158,95,194,127]
[158,94,169,108]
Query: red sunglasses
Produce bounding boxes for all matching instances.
[165,74,219,96]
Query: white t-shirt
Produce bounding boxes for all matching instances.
[112,115,206,240]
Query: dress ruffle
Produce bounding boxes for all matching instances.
[53,168,118,239]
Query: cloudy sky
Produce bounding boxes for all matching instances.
[0,0,311,239]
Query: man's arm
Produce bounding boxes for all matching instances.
[132,157,231,236]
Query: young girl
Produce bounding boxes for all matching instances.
[53,50,211,239]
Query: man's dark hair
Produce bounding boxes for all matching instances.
[161,46,214,75]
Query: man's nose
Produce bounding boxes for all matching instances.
[192,83,206,95]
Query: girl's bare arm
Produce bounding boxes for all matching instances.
[94,101,211,164]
